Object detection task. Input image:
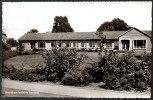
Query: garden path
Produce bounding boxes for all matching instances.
[2,78,150,98]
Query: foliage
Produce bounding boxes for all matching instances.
[20,50,33,55]
[112,18,131,31]
[62,69,93,86]
[17,44,25,54]
[27,28,39,33]
[97,21,114,31]
[2,42,11,51]
[52,16,74,32]
[95,32,107,51]
[6,38,18,47]
[97,18,131,32]
[139,52,151,87]
[93,51,151,91]
[2,64,46,82]
[2,50,18,62]
[42,48,87,82]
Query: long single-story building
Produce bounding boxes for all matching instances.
[18,27,152,53]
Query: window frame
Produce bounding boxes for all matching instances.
[133,40,146,49]
[106,41,112,48]
[38,41,45,49]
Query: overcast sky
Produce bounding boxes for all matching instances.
[2,2,152,40]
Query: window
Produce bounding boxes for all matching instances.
[51,43,54,47]
[81,42,84,48]
[59,43,61,47]
[106,41,112,48]
[31,42,35,49]
[38,42,45,48]
[134,40,146,49]
[66,42,70,47]
[89,41,92,47]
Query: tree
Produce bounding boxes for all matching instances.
[52,16,74,32]
[95,32,107,51]
[97,21,114,31]
[7,38,18,47]
[97,18,131,32]
[2,31,7,44]
[27,28,39,33]
[112,18,130,31]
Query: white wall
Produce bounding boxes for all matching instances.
[46,42,51,50]
[23,42,31,51]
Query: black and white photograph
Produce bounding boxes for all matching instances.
[1,1,152,98]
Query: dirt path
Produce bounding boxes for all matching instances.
[2,78,150,98]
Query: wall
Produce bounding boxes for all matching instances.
[22,42,31,51]
[119,29,152,53]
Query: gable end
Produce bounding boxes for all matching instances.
[118,27,151,38]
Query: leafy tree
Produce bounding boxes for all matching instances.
[97,18,131,32]
[2,31,7,43]
[52,16,74,32]
[27,28,39,33]
[112,18,130,31]
[95,32,107,51]
[97,22,114,31]
[7,38,18,47]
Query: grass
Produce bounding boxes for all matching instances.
[4,52,99,70]
[4,51,146,70]
[4,55,46,70]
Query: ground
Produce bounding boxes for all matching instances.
[2,52,151,98]
[4,55,46,69]
[4,52,99,69]
[2,78,151,98]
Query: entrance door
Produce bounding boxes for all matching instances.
[31,41,35,49]
[122,40,129,50]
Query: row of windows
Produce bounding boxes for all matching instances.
[34,40,147,49]
[51,42,100,48]
[121,40,147,49]
[33,41,113,49]
[37,41,103,48]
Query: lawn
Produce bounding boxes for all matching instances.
[4,55,46,70]
[4,52,99,70]
[3,51,151,94]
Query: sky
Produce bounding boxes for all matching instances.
[2,2,152,40]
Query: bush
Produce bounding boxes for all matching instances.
[2,50,18,62]
[2,64,17,78]
[89,50,151,91]
[2,64,46,82]
[42,47,87,82]
[33,48,46,51]
[17,45,24,54]
[20,50,33,55]
[62,68,93,86]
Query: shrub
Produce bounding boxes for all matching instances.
[2,64,17,78]
[17,45,24,54]
[42,47,87,82]
[2,64,46,82]
[86,62,103,83]
[88,50,151,91]
[2,50,18,62]
[33,48,46,51]
[20,50,33,55]
[62,68,93,86]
